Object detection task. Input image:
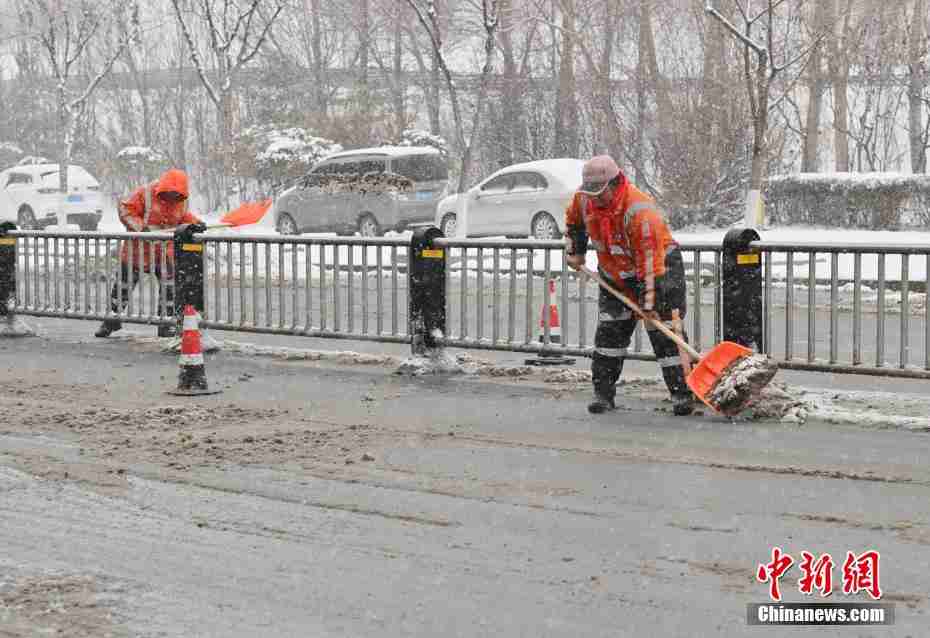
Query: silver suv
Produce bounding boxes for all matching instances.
[273,146,448,236]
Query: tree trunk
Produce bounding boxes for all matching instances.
[634,2,648,183]
[749,58,770,191]
[828,0,850,171]
[640,1,673,170]
[498,0,518,167]
[357,0,371,140]
[701,3,726,153]
[310,0,327,118]
[428,55,441,135]
[553,0,577,157]
[907,0,928,173]
[802,1,828,172]
[392,3,406,139]
[596,0,620,158]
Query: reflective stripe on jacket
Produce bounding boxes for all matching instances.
[564,179,678,311]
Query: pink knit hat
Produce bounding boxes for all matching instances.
[578,155,620,195]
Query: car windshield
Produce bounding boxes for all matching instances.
[392,154,448,182]
[38,166,99,188]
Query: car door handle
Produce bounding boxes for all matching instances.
[493,199,503,205]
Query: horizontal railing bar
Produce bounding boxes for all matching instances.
[201,321,409,344]
[17,309,173,324]
[777,359,930,379]
[752,240,930,255]
[10,230,173,241]
[199,234,407,246]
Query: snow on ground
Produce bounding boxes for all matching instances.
[131,335,930,430]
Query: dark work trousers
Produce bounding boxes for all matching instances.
[108,262,175,318]
[592,248,690,401]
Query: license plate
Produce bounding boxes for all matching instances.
[415,191,433,201]
[67,194,83,202]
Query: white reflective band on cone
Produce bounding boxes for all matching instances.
[182,314,199,330]
[179,354,204,366]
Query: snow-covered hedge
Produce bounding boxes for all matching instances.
[233,125,342,187]
[765,173,930,229]
[116,146,167,163]
[390,128,448,157]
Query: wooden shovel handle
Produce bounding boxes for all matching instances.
[579,265,702,361]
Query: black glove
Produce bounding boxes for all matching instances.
[174,222,207,242]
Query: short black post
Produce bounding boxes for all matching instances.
[408,226,446,355]
[722,227,763,350]
[0,222,33,337]
[173,223,207,320]
[0,222,16,319]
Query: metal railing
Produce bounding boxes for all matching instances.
[3,227,929,379]
[10,230,174,325]
[757,240,930,378]
[199,234,409,344]
[430,237,723,362]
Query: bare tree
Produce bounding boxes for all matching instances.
[552,0,577,157]
[406,0,501,193]
[801,0,827,172]
[906,0,928,173]
[170,0,287,208]
[19,0,140,198]
[706,0,818,224]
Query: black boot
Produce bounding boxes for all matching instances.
[590,351,623,414]
[95,319,122,338]
[157,324,177,338]
[672,393,697,416]
[588,394,617,414]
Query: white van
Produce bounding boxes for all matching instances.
[273,146,448,236]
[0,163,105,230]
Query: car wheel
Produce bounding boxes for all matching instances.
[276,212,298,235]
[357,213,381,237]
[17,206,37,230]
[531,212,561,240]
[440,213,457,237]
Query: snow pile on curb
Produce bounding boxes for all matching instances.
[122,335,930,430]
[224,340,401,366]
[396,349,467,376]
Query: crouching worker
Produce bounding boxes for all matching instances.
[95,168,203,338]
[564,155,696,416]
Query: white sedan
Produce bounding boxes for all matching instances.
[434,158,584,239]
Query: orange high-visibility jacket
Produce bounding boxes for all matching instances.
[118,168,202,273]
[564,178,678,311]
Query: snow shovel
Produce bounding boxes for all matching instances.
[218,198,273,227]
[579,265,777,415]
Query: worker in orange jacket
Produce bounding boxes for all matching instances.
[95,168,202,338]
[564,155,695,416]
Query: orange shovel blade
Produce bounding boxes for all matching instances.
[686,341,753,411]
[220,199,272,227]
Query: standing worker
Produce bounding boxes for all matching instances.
[95,168,203,338]
[564,155,696,416]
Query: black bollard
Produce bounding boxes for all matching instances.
[0,222,15,319]
[408,226,446,355]
[722,227,763,351]
[173,222,207,321]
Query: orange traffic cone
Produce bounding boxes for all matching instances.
[525,279,574,366]
[167,305,221,396]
